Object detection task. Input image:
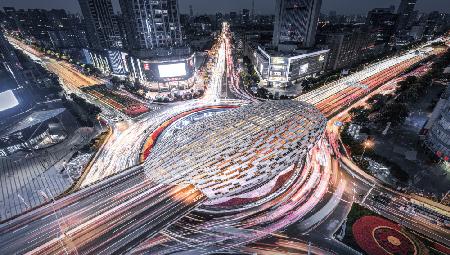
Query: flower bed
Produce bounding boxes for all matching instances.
[82,85,150,117]
[124,105,149,117]
[352,216,425,255]
[341,204,450,255]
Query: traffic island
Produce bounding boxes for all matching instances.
[338,203,449,255]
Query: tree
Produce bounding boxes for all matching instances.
[378,102,409,126]
[256,87,269,99]
[367,94,389,112]
[397,76,418,93]
[349,106,370,123]
[110,76,121,85]
[404,76,418,84]
[391,166,409,183]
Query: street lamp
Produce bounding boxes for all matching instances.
[360,139,374,161]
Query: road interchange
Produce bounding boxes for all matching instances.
[2,24,449,254]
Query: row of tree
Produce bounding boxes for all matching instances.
[341,124,410,183]
[241,56,260,87]
[62,94,101,127]
[349,96,409,126]
[35,45,102,76]
[349,48,450,126]
[304,42,425,93]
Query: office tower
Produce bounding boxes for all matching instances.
[78,0,121,49]
[242,9,250,24]
[119,0,183,51]
[230,12,238,23]
[397,0,417,32]
[272,0,322,48]
[189,5,194,17]
[424,11,448,37]
[366,7,398,44]
[316,25,374,71]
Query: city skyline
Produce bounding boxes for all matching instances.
[1,0,449,15]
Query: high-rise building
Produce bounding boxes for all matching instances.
[316,25,375,71]
[216,12,224,24]
[78,0,121,49]
[366,7,398,44]
[242,9,250,24]
[424,11,449,38]
[230,11,238,23]
[396,0,417,32]
[2,7,19,31]
[272,0,322,48]
[119,0,183,52]
[1,8,88,49]
[118,0,194,84]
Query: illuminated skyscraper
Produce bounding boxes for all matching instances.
[78,0,122,49]
[397,0,417,32]
[242,9,250,24]
[119,0,183,51]
[272,0,322,48]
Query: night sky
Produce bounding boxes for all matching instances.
[0,0,449,15]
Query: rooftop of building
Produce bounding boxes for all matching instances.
[257,43,329,59]
[130,46,192,60]
[317,23,369,34]
[1,108,65,137]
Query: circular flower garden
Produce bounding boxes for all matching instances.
[352,216,428,255]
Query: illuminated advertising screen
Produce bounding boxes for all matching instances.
[0,90,19,112]
[271,57,287,65]
[271,65,285,71]
[300,63,309,74]
[268,76,287,82]
[158,63,187,78]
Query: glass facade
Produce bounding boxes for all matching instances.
[78,0,122,49]
[272,0,322,47]
[120,0,183,50]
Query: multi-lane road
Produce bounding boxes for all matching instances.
[3,24,450,254]
[223,23,258,101]
[321,48,450,248]
[0,165,205,254]
[8,37,102,92]
[222,31,450,252]
[8,36,125,120]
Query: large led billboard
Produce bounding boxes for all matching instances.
[300,63,309,74]
[0,90,19,112]
[158,63,186,78]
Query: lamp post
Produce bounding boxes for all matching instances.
[360,139,374,161]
